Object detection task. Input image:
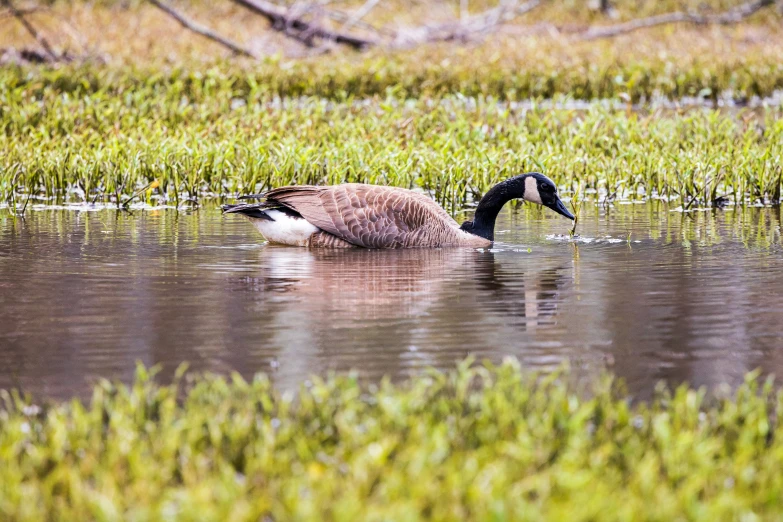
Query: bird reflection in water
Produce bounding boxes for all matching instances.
[225,246,573,382]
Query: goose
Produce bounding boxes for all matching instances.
[222,172,574,248]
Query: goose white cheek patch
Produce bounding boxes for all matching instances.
[524,176,543,205]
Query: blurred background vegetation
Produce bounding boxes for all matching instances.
[0,0,780,78]
[1,0,781,205]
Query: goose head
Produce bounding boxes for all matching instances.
[523,173,575,220]
[461,173,574,242]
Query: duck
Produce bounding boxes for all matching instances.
[222,172,574,249]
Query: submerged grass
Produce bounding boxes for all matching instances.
[2,360,783,520]
[1,72,781,212]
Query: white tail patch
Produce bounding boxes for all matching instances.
[248,209,319,246]
[524,176,543,205]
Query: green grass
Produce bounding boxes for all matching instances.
[1,68,781,212]
[2,1,782,213]
[3,48,783,102]
[1,360,783,520]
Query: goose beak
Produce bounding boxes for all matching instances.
[549,197,575,220]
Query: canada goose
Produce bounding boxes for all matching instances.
[222,172,574,248]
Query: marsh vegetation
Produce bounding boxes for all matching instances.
[1,0,783,517]
[4,361,783,520]
[1,83,781,213]
[1,0,782,212]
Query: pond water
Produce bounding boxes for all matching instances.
[0,203,781,400]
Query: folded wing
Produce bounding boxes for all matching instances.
[265,184,460,248]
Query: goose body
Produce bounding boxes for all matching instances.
[223,173,574,249]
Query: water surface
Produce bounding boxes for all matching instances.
[0,203,781,399]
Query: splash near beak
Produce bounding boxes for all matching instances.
[550,197,575,220]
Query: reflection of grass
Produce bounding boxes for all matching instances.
[2,360,783,519]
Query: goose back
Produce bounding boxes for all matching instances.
[265,184,488,248]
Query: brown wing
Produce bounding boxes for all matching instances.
[264,184,461,248]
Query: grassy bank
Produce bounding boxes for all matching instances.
[2,33,783,101]
[1,360,782,520]
[1,76,781,211]
[1,1,782,99]
[2,2,782,212]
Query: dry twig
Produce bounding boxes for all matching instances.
[0,6,43,19]
[147,0,258,58]
[322,6,393,37]
[401,0,540,45]
[339,0,381,33]
[583,0,775,39]
[229,0,377,49]
[1,0,57,59]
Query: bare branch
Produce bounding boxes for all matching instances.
[583,0,775,39]
[320,7,394,37]
[339,0,381,33]
[0,6,44,20]
[460,0,469,22]
[39,9,88,53]
[477,0,541,25]
[399,0,540,45]
[229,0,377,49]
[1,0,57,59]
[147,0,258,58]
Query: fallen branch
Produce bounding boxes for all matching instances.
[147,0,258,58]
[2,5,88,56]
[319,6,394,38]
[0,6,44,20]
[472,0,541,32]
[583,0,775,39]
[339,0,381,34]
[399,0,540,45]
[229,0,377,49]
[1,0,57,59]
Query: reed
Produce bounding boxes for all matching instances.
[569,182,583,237]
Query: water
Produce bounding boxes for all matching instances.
[0,203,781,400]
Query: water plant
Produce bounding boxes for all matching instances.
[1,78,780,213]
[569,182,583,237]
[1,360,783,520]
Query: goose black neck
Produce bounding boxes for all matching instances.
[460,174,529,241]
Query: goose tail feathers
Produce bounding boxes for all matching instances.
[238,193,267,200]
[222,202,277,221]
